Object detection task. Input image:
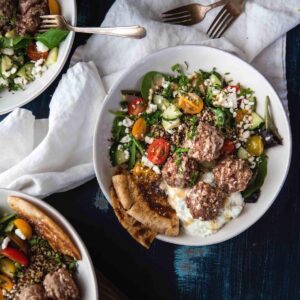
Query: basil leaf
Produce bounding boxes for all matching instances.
[35,29,69,49]
[0,35,31,50]
[242,155,268,199]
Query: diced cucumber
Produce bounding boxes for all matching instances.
[161,104,182,120]
[17,63,34,81]
[5,29,16,38]
[210,74,222,86]
[237,147,249,160]
[46,47,58,66]
[162,118,180,131]
[1,56,12,73]
[153,95,170,110]
[110,144,129,166]
[250,112,264,130]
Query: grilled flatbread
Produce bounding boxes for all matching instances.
[110,187,156,249]
[7,196,81,260]
[112,174,179,236]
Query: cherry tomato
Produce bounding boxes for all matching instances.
[147,138,170,165]
[1,247,29,267]
[222,139,235,154]
[48,0,61,14]
[27,43,49,61]
[246,135,264,156]
[225,85,240,93]
[132,118,147,140]
[178,94,204,115]
[14,219,32,240]
[127,98,147,116]
[0,275,13,292]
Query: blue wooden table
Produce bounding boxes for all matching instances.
[2,1,300,299]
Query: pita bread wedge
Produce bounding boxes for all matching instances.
[110,187,157,249]
[112,174,179,236]
[7,196,81,260]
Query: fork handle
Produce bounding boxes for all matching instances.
[208,0,230,9]
[67,25,146,39]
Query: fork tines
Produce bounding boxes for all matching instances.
[161,5,193,26]
[207,6,236,39]
[39,15,58,32]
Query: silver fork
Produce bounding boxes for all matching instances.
[39,15,146,39]
[161,0,229,26]
[207,0,246,39]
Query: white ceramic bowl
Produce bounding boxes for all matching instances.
[93,45,292,246]
[0,2,77,115]
[0,188,99,299]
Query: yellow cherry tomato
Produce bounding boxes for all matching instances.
[0,259,16,278]
[48,0,61,14]
[246,135,264,156]
[0,274,13,291]
[132,162,159,182]
[14,219,32,240]
[132,118,147,140]
[178,93,204,114]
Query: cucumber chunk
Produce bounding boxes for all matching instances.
[153,95,170,110]
[162,118,180,131]
[161,104,182,120]
[110,144,129,166]
[210,74,222,86]
[250,112,264,130]
[1,56,12,73]
[237,147,249,160]
[17,63,34,81]
[46,47,58,66]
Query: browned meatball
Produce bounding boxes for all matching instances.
[184,122,224,163]
[43,268,79,300]
[213,156,252,193]
[16,0,49,35]
[16,284,46,300]
[162,153,200,188]
[0,0,16,32]
[186,181,225,220]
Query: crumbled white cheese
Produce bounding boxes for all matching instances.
[1,48,14,56]
[122,117,134,127]
[162,80,170,89]
[14,77,28,86]
[0,77,8,87]
[124,150,130,160]
[35,59,45,67]
[213,90,238,109]
[146,103,157,114]
[125,128,130,134]
[152,165,161,174]
[36,41,49,53]
[145,136,154,144]
[120,135,131,143]
[141,155,153,169]
[1,237,10,250]
[15,229,26,240]
[148,88,154,101]
[31,60,47,78]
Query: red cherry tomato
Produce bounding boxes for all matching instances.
[27,43,49,61]
[128,98,147,116]
[147,138,170,165]
[222,139,235,154]
[1,247,29,267]
[225,85,240,93]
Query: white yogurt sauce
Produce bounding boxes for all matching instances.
[164,172,245,237]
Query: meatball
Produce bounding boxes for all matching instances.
[184,122,224,163]
[16,284,47,300]
[43,268,79,300]
[186,181,225,220]
[162,153,200,188]
[0,0,16,32]
[213,156,252,193]
[16,0,49,35]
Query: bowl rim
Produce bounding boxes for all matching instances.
[0,2,77,116]
[0,188,99,298]
[93,44,292,246]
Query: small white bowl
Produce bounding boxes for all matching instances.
[0,188,99,299]
[93,45,292,246]
[0,1,77,115]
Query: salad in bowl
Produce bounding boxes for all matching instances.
[107,62,283,248]
[0,0,69,93]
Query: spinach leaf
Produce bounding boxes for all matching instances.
[112,116,126,141]
[140,71,165,100]
[242,155,268,199]
[35,29,69,49]
[142,110,161,126]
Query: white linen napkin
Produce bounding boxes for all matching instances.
[0,0,299,198]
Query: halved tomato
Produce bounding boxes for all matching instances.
[128,98,147,116]
[222,139,235,154]
[225,85,240,93]
[178,93,203,115]
[27,43,49,61]
[147,138,170,165]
